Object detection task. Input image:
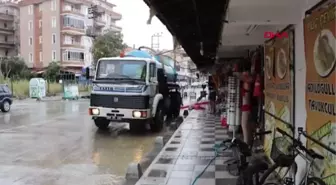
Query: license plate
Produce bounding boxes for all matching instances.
[107,116,121,120]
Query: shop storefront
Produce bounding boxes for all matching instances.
[263,26,295,171]
[303,2,335,183]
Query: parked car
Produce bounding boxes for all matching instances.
[0,84,13,112]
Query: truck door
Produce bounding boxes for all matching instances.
[148,62,157,105]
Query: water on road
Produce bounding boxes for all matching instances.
[0,100,160,185]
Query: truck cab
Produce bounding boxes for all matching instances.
[89,49,181,132]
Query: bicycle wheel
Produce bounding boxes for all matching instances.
[306,177,326,185]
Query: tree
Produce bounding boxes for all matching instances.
[44,61,60,81]
[92,31,126,66]
[0,57,30,79]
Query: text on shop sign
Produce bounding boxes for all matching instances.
[264,32,288,39]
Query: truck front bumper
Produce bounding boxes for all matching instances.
[89,107,152,121]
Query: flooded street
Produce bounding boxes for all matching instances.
[0,100,160,185]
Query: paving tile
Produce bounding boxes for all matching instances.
[193,171,215,179]
[165,147,179,152]
[148,169,168,177]
[215,178,237,185]
[155,157,176,165]
[173,164,194,171]
[192,178,216,185]
[198,151,216,157]
[176,158,212,165]
[194,165,215,172]
[135,110,239,185]
[138,177,167,185]
[215,171,237,179]
[170,171,193,178]
[215,164,228,171]
[166,178,191,185]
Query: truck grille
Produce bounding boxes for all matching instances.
[90,94,150,109]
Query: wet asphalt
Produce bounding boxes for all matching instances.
[0,99,161,185]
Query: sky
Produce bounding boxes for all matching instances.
[108,0,173,50]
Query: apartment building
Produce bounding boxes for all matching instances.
[19,0,122,72]
[0,1,19,57]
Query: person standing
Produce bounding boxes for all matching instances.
[237,63,257,147]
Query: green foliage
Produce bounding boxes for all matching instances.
[92,31,126,66]
[44,61,61,81]
[0,56,31,79]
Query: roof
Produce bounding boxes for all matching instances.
[143,0,228,69]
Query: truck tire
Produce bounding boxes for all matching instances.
[94,118,110,130]
[150,102,164,132]
[129,120,146,133]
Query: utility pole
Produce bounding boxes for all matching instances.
[151,32,162,51]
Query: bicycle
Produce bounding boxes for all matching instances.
[262,127,325,185]
[237,127,326,185]
[225,130,272,176]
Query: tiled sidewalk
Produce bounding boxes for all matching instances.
[135,110,237,185]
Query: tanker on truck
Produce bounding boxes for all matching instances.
[88,47,181,132]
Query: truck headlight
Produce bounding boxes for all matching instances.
[90,108,100,115]
[133,111,142,118]
[133,111,147,118]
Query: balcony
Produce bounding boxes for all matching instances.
[62,25,85,36]
[0,12,14,21]
[0,27,14,35]
[64,0,82,5]
[62,6,84,17]
[62,40,84,49]
[61,59,85,68]
[110,23,122,32]
[61,51,85,67]
[95,17,106,27]
[0,39,15,48]
[110,12,122,20]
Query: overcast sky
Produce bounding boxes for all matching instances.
[108,0,173,50]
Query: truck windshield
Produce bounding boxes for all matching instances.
[96,60,147,81]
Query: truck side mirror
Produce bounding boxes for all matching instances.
[157,69,164,83]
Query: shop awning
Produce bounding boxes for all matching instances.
[143,0,229,69]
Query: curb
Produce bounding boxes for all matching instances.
[123,114,189,185]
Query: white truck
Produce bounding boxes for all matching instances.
[88,48,181,132]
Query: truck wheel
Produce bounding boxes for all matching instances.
[129,121,146,133]
[150,103,164,132]
[94,118,110,130]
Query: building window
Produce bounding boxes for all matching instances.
[52,34,56,44]
[39,20,42,28]
[39,36,42,44]
[63,51,84,62]
[51,0,56,11]
[63,16,85,29]
[52,17,56,28]
[29,53,33,63]
[39,51,42,62]
[28,5,33,15]
[52,50,56,61]
[39,4,42,11]
[29,37,33,45]
[28,21,33,30]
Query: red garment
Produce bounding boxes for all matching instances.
[241,104,252,112]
